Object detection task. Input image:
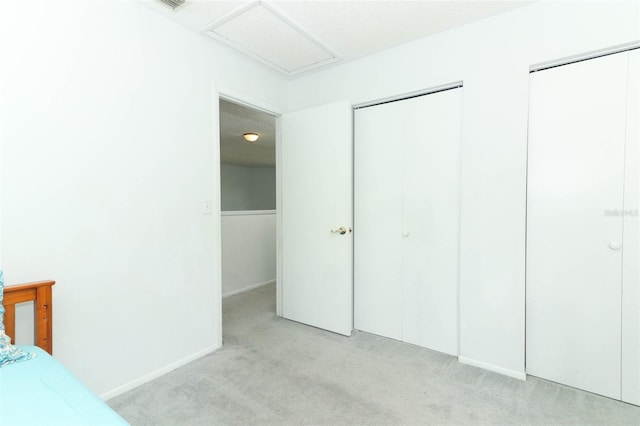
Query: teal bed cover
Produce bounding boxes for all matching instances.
[0,346,128,426]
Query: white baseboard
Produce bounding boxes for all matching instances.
[458,356,527,381]
[100,344,220,401]
[223,279,275,298]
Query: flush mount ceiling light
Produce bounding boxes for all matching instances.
[243,132,260,143]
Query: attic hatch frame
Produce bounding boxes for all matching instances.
[202,1,341,78]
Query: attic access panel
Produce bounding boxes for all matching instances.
[203,2,340,77]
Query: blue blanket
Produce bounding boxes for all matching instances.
[0,346,129,425]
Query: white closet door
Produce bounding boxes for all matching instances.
[354,102,404,340]
[282,100,353,336]
[402,90,461,355]
[622,49,640,406]
[354,87,461,354]
[527,52,629,399]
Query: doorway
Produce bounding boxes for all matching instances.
[219,97,279,333]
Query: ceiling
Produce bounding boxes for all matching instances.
[146,0,532,78]
[220,99,276,167]
[155,1,532,167]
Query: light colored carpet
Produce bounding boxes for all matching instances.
[109,282,640,425]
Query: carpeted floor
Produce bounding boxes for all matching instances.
[109,282,640,425]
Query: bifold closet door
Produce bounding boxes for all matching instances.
[622,50,640,406]
[354,88,461,355]
[527,50,639,401]
[353,99,404,341]
[402,91,461,354]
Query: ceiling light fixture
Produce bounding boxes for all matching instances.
[243,132,260,143]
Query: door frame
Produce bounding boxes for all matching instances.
[216,87,284,327]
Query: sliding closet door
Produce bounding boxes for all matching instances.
[526,52,629,399]
[354,87,461,355]
[402,90,461,355]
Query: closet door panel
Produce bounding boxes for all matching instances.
[622,49,640,406]
[354,104,403,340]
[402,89,461,355]
[526,52,628,399]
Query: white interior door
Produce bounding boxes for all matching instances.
[354,87,461,355]
[281,100,353,336]
[526,52,629,399]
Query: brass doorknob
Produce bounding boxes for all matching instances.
[331,226,347,235]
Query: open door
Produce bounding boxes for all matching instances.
[281,100,353,336]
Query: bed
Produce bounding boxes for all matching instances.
[0,280,129,425]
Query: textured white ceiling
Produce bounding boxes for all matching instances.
[145,0,532,77]
[271,1,531,66]
[220,99,276,167]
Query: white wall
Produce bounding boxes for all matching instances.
[2,0,638,398]
[220,163,276,211]
[288,0,640,377]
[0,0,287,397]
[221,212,276,297]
